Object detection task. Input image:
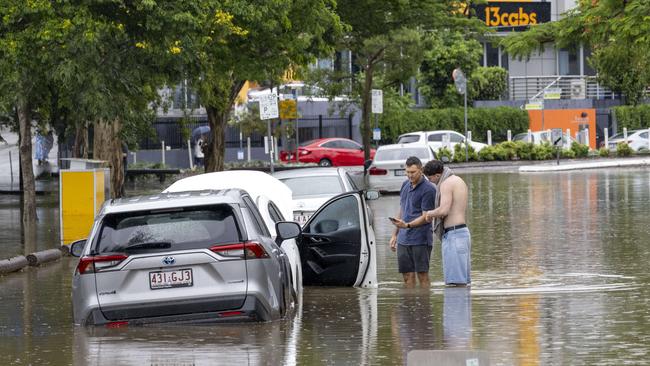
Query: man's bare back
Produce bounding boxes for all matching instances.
[440,175,467,227]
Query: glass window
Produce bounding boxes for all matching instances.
[280,176,345,198]
[375,147,430,162]
[639,132,648,139]
[268,202,284,223]
[306,195,359,234]
[485,42,499,67]
[242,196,270,237]
[96,205,240,254]
[338,140,361,149]
[321,141,340,148]
[428,134,443,142]
[345,172,359,191]
[559,48,580,75]
[397,135,421,143]
[450,133,465,143]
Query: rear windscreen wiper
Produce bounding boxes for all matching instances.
[124,241,172,251]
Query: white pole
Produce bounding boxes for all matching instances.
[467,130,472,143]
[247,137,251,162]
[131,151,137,164]
[647,127,650,150]
[9,151,13,184]
[161,140,166,166]
[507,130,512,142]
[187,139,194,170]
[585,128,590,149]
[604,128,609,150]
[623,127,628,140]
[527,129,532,143]
[487,130,492,146]
[566,128,572,149]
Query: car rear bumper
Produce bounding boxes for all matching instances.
[77,295,276,326]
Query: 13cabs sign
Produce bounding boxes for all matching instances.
[472,1,551,32]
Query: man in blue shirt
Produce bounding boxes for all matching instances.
[390,156,436,288]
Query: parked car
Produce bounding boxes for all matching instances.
[280,137,376,167]
[513,130,577,148]
[69,171,378,326]
[607,129,650,151]
[366,143,437,193]
[396,130,488,153]
[273,167,359,226]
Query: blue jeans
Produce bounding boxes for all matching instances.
[442,227,471,285]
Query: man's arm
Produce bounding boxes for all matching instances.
[426,181,452,221]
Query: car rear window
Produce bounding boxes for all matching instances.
[95,205,240,254]
[375,147,429,162]
[396,135,420,144]
[280,176,344,198]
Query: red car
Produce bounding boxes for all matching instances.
[280,138,376,166]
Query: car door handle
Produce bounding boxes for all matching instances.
[308,235,330,244]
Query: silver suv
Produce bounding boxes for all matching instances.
[70,189,301,325]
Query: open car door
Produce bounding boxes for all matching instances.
[297,191,377,288]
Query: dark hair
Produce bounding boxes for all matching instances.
[423,160,444,176]
[405,156,422,168]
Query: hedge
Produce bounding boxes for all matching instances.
[379,106,529,143]
[612,104,650,130]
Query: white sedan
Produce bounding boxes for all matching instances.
[608,129,650,151]
[397,130,488,153]
[366,143,437,193]
[272,167,359,226]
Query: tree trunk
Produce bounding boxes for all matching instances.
[17,100,37,223]
[205,106,226,172]
[73,123,89,158]
[362,62,374,162]
[93,119,124,198]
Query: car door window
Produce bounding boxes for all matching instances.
[268,201,285,223]
[242,196,270,237]
[428,134,443,142]
[321,141,339,148]
[398,135,420,143]
[338,140,361,150]
[640,132,648,139]
[306,195,359,234]
[450,133,464,143]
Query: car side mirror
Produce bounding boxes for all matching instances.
[70,239,87,257]
[275,221,301,246]
[363,159,373,170]
[365,190,380,200]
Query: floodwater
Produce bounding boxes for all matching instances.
[1,169,650,365]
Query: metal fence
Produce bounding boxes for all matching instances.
[509,75,619,101]
[138,114,354,150]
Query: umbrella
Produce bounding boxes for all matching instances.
[191,125,210,142]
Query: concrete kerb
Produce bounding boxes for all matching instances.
[519,157,650,172]
[0,246,70,275]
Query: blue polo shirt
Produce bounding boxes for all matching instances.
[397,176,436,246]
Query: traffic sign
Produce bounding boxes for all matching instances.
[544,88,562,99]
[371,89,383,114]
[279,99,297,119]
[452,68,467,95]
[524,100,543,110]
[259,93,279,120]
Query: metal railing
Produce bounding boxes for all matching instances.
[509,75,619,101]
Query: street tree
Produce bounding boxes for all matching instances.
[309,0,486,161]
[500,1,650,105]
[189,1,342,172]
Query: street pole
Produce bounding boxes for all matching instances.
[267,118,274,173]
[464,90,468,162]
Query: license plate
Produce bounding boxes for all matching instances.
[294,213,312,226]
[149,269,193,290]
[394,169,406,176]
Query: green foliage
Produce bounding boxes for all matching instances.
[437,147,453,162]
[612,105,650,130]
[531,143,554,160]
[494,141,518,160]
[469,67,508,101]
[560,148,576,159]
[515,141,534,160]
[616,143,633,157]
[478,145,496,161]
[379,106,528,143]
[570,142,590,158]
[598,148,610,157]
[500,1,650,105]
[452,143,478,163]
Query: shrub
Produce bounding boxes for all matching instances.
[598,148,610,157]
[452,143,478,162]
[514,141,534,160]
[436,147,453,162]
[571,143,590,158]
[478,145,496,161]
[496,141,518,160]
[616,142,633,157]
[560,148,576,159]
[531,143,554,160]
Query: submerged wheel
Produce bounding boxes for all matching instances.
[319,158,332,167]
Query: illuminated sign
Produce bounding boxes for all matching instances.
[472,2,551,32]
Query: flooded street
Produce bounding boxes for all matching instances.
[1,169,649,365]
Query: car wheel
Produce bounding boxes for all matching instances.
[319,158,332,167]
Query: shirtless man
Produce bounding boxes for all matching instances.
[423,160,471,286]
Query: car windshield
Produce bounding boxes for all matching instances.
[396,135,420,144]
[280,176,344,198]
[610,131,639,140]
[95,205,240,254]
[375,147,429,161]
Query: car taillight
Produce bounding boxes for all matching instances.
[76,254,128,275]
[210,242,269,259]
[299,150,310,156]
[368,167,387,175]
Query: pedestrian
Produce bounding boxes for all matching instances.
[423,160,471,286]
[389,156,436,288]
[194,136,205,168]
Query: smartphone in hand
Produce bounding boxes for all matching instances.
[388,217,398,223]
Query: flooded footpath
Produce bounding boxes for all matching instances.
[1,169,650,365]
